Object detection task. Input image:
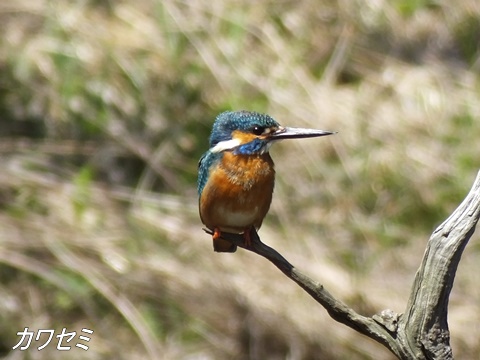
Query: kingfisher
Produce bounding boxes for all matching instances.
[198,110,335,252]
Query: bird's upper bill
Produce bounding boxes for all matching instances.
[269,126,335,140]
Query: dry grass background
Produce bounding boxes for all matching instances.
[1,0,480,359]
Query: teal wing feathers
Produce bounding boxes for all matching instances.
[197,151,222,196]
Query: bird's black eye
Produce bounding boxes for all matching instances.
[251,126,265,135]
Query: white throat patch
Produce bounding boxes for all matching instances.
[210,138,241,153]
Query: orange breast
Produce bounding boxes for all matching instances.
[199,152,275,233]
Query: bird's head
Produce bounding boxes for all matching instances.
[209,110,335,155]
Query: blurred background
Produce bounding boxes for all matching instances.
[1,0,479,359]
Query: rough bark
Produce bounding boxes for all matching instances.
[205,171,480,359]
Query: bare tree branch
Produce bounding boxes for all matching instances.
[399,170,480,359]
[204,170,480,359]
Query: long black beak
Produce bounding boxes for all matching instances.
[270,127,336,140]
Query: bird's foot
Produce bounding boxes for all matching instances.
[213,228,221,241]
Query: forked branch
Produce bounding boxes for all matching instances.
[204,170,480,359]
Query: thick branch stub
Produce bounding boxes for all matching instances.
[401,171,480,359]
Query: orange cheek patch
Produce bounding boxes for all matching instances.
[231,130,258,144]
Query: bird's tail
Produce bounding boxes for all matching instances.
[213,238,237,253]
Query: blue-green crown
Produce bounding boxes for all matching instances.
[209,110,279,147]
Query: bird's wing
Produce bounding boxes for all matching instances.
[197,151,222,196]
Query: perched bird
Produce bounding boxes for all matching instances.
[198,110,335,252]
